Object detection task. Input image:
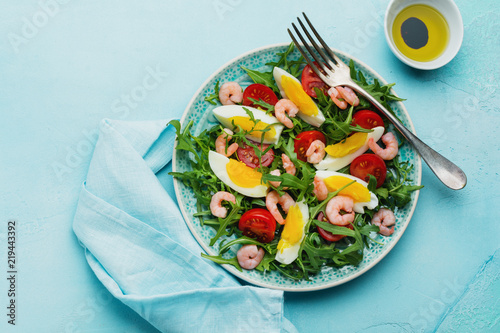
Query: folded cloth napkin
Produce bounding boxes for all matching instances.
[72,119,297,333]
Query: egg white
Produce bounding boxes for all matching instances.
[315,170,378,213]
[272,67,325,127]
[315,126,385,171]
[275,200,309,265]
[208,150,268,198]
[212,105,284,144]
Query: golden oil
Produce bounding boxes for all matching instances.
[392,4,449,62]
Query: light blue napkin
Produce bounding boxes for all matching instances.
[72,119,297,333]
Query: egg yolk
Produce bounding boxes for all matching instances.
[323,176,371,203]
[278,205,304,251]
[325,132,368,157]
[228,116,277,141]
[226,159,265,188]
[281,76,318,116]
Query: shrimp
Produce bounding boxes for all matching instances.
[237,245,265,270]
[266,190,295,225]
[268,154,296,188]
[313,176,328,201]
[368,132,399,160]
[219,82,243,105]
[274,99,299,129]
[372,208,396,236]
[306,140,326,164]
[210,191,236,218]
[327,87,348,109]
[281,154,296,175]
[215,128,239,157]
[336,86,359,106]
[327,86,359,109]
[325,195,355,226]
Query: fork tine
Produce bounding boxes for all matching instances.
[291,22,329,73]
[287,28,331,84]
[302,12,346,67]
[296,17,336,70]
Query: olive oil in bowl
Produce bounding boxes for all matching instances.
[392,4,449,62]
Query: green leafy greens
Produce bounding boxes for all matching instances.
[169,42,423,281]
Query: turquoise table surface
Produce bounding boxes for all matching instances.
[1,0,499,332]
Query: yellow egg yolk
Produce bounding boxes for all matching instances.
[323,176,371,203]
[228,116,277,141]
[277,204,304,251]
[281,76,318,116]
[226,159,265,188]
[325,132,368,157]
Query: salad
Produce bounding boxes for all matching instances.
[170,43,422,281]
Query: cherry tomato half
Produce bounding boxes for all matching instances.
[316,212,353,242]
[350,154,387,188]
[236,141,274,168]
[301,63,329,98]
[238,208,276,243]
[242,83,279,108]
[294,130,327,162]
[352,110,385,129]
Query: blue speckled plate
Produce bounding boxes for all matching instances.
[172,43,422,291]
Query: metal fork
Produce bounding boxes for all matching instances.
[288,13,467,190]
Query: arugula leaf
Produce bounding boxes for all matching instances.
[240,66,278,93]
[375,156,424,210]
[266,42,306,77]
[201,253,242,272]
[247,97,275,112]
[348,60,405,121]
[255,252,277,272]
[204,80,221,105]
[367,174,378,193]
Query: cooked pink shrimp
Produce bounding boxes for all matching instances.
[281,154,296,175]
[325,195,355,226]
[313,176,328,201]
[269,154,296,188]
[368,132,399,160]
[327,87,348,109]
[215,128,239,157]
[210,191,236,218]
[274,99,299,128]
[336,86,359,106]
[372,208,396,236]
[269,169,282,188]
[266,190,295,225]
[306,140,326,164]
[237,245,265,270]
[219,82,243,105]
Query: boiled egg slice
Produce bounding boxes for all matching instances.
[275,200,309,265]
[273,67,325,127]
[315,170,378,213]
[315,126,385,171]
[208,150,269,198]
[213,105,284,144]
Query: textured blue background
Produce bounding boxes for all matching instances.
[1,0,499,332]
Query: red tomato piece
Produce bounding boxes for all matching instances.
[293,130,326,162]
[316,212,353,242]
[238,208,276,243]
[236,142,274,168]
[301,63,329,98]
[350,154,387,188]
[242,83,279,108]
[352,110,385,129]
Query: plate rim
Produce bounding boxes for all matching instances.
[172,42,422,292]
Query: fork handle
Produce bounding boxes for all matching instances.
[347,82,467,190]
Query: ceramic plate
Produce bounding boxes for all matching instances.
[172,43,422,291]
